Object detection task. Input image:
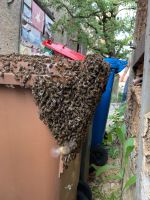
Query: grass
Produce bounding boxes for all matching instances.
[91,184,120,200]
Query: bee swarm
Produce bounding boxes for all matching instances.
[0,54,110,167]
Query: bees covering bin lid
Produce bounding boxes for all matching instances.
[0,54,66,87]
[42,40,85,61]
[0,54,109,168]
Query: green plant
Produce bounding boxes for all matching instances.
[108,146,119,159]
[92,185,120,200]
[117,91,123,102]
[92,164,119,177]
[94,103,136,199]
[104,104,126,146]
[123,175,136,191]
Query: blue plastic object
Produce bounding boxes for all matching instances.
[91,58,127,148]
[104,58,128,73]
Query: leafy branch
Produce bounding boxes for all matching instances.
[41,0,136,58]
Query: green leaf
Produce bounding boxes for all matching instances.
[121,123,126,135]
[123,175,136,191]
[124,138,134,165]
[108,146,119,159]
[108,115,114,120]
[93,164,118,177]
[107,133,113,143]
[119,168,124,179]
[116,127,125,145]
[91,164,98,170]
[116,123,126,145]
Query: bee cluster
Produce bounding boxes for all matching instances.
[0,54,110,167]
[0,54,54,85]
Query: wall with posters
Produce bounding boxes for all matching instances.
[20,0,54,55]
[0,0,22,54]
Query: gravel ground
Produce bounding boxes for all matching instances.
[89,156,121,200]
[89,103,122,200]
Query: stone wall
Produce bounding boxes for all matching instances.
[0,0,86,55]
[123,84,142,200]
[134,0,148,41]
[123,0,148,198]
[0,0,22,54]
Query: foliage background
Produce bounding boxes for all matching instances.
[41,0,136,58]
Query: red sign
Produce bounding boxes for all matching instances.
[32,1,44,32]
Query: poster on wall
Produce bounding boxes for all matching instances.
[24,0,32,7]
[29,26,42,46]
[32,1,44,32]
[45,15,54,26]
[44,15,54,38]
[23,3,32,19]
[20,0,54,55]
[21,27,30,42]
[20,44,32,55]
[21,25,42,47]
[22,3,32,24]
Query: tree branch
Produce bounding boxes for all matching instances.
[85,22,98,34]
[58,2,100,19]
[75,11,101,19]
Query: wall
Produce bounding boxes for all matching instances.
[124,0,150,199]
[123,1,147,199]
[136,0,150,197]
[0,0,86,56]
[52,9,79,52]
[134,0,148,42]
[20,0,58,56]
[0,0,22,54]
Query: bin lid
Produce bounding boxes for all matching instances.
[42,40,85,61]
[104,57,127,73]
[0,54,64,87]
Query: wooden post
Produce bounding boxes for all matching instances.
[136,0,150,199]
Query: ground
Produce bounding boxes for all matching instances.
[89,156,121,200]
[88,103,129,200]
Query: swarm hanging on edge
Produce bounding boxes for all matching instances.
[32,54,110,168]
[0,53,109,168]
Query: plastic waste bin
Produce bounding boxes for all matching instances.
[0,66,80,200]
[91,58,128,148]
[0,53,109,200]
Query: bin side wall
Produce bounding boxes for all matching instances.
[60,154,80,200]
[0,86,60,200]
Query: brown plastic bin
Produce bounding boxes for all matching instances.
[0,74,80,200]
